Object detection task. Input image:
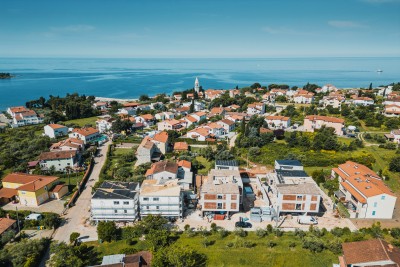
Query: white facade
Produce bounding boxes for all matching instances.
[44,124,68,138]
[39,156,77,172]
[265,116,291,129]
[96,119,113,133]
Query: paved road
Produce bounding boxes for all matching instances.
[52,140,111,243]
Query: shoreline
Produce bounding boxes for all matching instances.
[95,96,139,103]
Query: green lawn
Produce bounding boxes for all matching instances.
[196,156,213,175]
[107,148,136,177]
[88,232,339,267]
[64,116,98,127]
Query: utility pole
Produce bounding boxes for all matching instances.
[16,207,21,233]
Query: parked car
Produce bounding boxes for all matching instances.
[297,215,318,225]
[235,221,252,228]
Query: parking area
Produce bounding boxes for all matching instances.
[2,199,65,214]
[23,229,54,240]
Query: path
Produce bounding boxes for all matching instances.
[52,140,111,243]
[357,131,388,146]
[229,133,238,148]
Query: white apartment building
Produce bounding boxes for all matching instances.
[7,106,43,127]
[91,181,140,222]
[44,124,68,138]
[38,150,78,172]
[69,127,100,144]
[265,116,291,129]
[332,161,397,219]
[139,179,183,219]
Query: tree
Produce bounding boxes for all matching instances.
[115,167,132,180]
[70,232,80,245]
[48,242,98,267]
[189,99,195,113]
[43,213,61,229]
[139,94,150,102]
[389,156,400,172]
[97,221,119,242]
[312,170,325,185]
[146,229,170,251]
[153,246,207,267]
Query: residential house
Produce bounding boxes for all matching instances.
[2,173,64,206]
[338,239,400,267]
[383,104,400,117]
[217,119,235,132]
[351,96,375,106]
[135,136,161,166]
[44,124,68,138]
[151,131,170,154]
[215,160,239,171]
[247,102,266,115]
[50,138,84,152]
[268,160,322,214]
[229,89,241,98]
[182,101,205,112]
[91,181,139,222]
[203,123,226,137]
[38,150,78,172]
[96,117,115,133]
[0,217,17,238]
[69,127,100,144]
[293,90,314,104]
[265,115,291,129]
[303,115,345,136]
[7,106,43,127]
[385,129,400,143]
[157,119,184,131]
[145,161,178,181]
[191,111,207,122]
[135,114,155,127]
[199,168,243,217]
[204,89,223,100]
[321,96,344,109]
[321,84,337,93]
[183,115,198,127]
[93,101,108,110]
[332,161,396,219]
[175,106,190,116]
[186,128,211,141]
[173,142,189,152]
[383,97,400,106]
[94,251,152,267]
[139,179,183,219]
[210,107,226,117]
[177,160,193,190]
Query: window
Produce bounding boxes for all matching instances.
[217,203,223,209]
[372,211,376,216]
[153,198,159,201]
[381,196,385,200]
[297,195,303,201]
[113,201,120,205]
[124,210,127,214]
[217,195,223,200]
[123,201,129,205]
[114,210,118,213]
[146,206,149,210]
[373,202,378,208]
[143,198,149,201]
[156,206,159,210]
[295,204,302,210]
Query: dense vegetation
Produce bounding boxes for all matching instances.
[0,73,13,79]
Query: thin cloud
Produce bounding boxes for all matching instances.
[360,0,400,3]
[50,24,95,33]
[328,20,368,28]
[262,26,313,35]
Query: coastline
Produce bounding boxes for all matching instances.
[95,96,139,103]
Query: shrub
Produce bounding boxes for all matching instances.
[274,229,283,237]
[390,228,400,239]
[210,223,218,233]
[243,241,256,248]
[234,228,247,237]
[294,229,306,239]
[226,242,234,248]
[302,237,325,253]
[327,239,342,254]
[289,242,296,248]
[218,228,228,238]
[266,224,273,233]
[267,241,277,248]
[330,227,344,237]
[255,228,267,238]
[184,224,190,232]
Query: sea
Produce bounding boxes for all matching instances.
[0,57,399,111]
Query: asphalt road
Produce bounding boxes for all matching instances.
[52,140,111,243]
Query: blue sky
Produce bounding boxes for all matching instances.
[1,0,399,57]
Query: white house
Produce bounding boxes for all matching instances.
[216,119,235,133]
[145,161,178,181]
[96,118,115,133]
[139,179,183,219]
[293,90,314,104]
[186,128,211,141]
[247,102,266,115]
[157,119,184,131]
[118,107,136,116]
[332,161,397,219]
[352,97,374,106]
[44,124,68,138]
[203,123,226,137]
[191,111,207,122]
[321,96,344,109]
[50,138,85,152]
[265,116,291,129]
[7,106,43,127]
[135,114,155,127]
[38,150,78,172]
[182,101,205,112]
[91,181,139,222]
[303,115,345,136]
[383,104,400,117]
[69,127,100,144]
[385,129,400,144]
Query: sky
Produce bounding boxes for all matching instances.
[1,0,400,58]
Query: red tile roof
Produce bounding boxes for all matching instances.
[72,127,99,137]
[38,150,77,161]
[0,188,18,199]
[152,131,169,143]
[0,217,16,235]
[47,124,67,130]
[173,142,189,151]
[305,115,344,124]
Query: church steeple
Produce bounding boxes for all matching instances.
[194,77,200,93]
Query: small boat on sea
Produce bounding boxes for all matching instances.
[377,69,383,72]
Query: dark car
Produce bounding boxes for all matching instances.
[235,221,252,228]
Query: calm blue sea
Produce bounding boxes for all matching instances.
[0,57,399,111]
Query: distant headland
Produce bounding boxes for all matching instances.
[0,73,14,79]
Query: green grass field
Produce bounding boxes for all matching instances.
[88,232,339,267]
[64,116,98,127]
[106,148,136,176]
[196,156,214,175]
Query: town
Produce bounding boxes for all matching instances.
[0,79,399,266]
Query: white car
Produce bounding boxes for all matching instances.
[297,216,318,225]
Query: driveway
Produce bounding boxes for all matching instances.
[52,140,111,243]
[2,198,65,214]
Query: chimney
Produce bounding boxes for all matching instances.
[388,244,393,252]
[6,214,10,219]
